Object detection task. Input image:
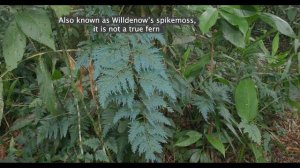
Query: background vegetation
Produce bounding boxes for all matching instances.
[0,5,300,162]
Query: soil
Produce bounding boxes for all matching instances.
[272,111,300,163]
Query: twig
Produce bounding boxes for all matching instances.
[0,70,9,79]
[119,5,125,15]
[21,49,82,63]
[75,98,84,155]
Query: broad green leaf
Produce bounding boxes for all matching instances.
[220,20,245,48]
[272,33,279,56]
[190,151,201,163]
[260,13,296,38]
[0,78,3,127]
[220,5,259,18]
[199,6,218,33]
[175,131,202,147]
[10,114,35,131]
[235,78,258,122]
[36,58,58,114]
[16,9,56,50]
[206,134,225,157]
[51,5,72,18]
[2,21,26,71]
[184,54,210,79]
[219,10,249,36]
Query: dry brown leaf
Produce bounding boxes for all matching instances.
[88,60,96,100]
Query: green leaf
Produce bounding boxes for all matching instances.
[260,13,296,38]
[0,78,3,127]
[5,79,18,105]
[272,33,279,56]
[175,131,202,147]
[219,10,249,36]
[182,47,191,67]
[183,54,210,79]
[235,78,258,122]
[287,7,297,22]
[294,39,300,53]
[258,40,270,57]
[199,6,219,33]
[190,151,201,163]
[220,20,245,48]
[16,9,56,50]
[8,137,16,154]
[2,21,26,71]
[206,134,225,157]
[219,5,259,18]
[180,47,191,72]
[10,114,35,131]
[172,36,196,45]
[51,5,72,18]
[36,58,58,114]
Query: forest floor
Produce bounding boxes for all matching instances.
[272,110,300,162]
[1,110,300,162]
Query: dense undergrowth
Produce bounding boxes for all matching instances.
[0,5,300,162]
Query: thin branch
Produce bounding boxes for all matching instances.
[75,98,84,155]
[21,49,82,63]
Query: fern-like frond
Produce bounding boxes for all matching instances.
[142,110,171,126]
[193,95,215,121]
[128,120,167,162]
[217,104,233,123]
[204,82,231,103]
[113,106,140,124]
[141,94,167,111]
[133,44,165,73]
[83,137,100,151]
[139,70,175,99]
[239,121,261,145]
[77,33,175,162]
[101,108,117,137]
